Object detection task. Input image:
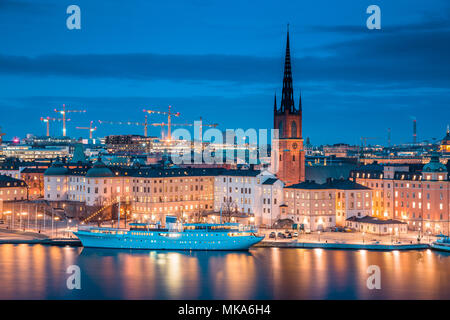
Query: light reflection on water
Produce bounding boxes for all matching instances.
[0,244,449,300]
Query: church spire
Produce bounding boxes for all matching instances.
[280,24,295,113]
[299,91,302,112]
[274,92,277,112]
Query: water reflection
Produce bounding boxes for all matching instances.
[0,245,448,299]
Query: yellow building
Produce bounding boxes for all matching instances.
[283,179,372,231]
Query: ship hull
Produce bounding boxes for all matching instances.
[431,242,450,252]
[73,230,264,251]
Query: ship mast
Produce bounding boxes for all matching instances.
[117,199,121,229]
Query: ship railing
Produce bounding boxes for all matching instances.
[77,225,128,233]
[239,224,258,232]
[77,226,93,231]
[168,223,183,232]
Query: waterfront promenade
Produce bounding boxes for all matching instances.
[0,225,438,251]
[256,229,435,250]
[0,227,81,246]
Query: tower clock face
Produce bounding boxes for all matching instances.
[292,142,298,150]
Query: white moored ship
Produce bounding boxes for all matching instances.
[73,216,264,251]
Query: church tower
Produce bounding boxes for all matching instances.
[271,27,305,185]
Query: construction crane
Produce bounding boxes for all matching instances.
[76,121,97,139]
[98,116,149,137]
[143,106,180,140]
[146,118,219,141]
[165,117,219,140]
[98,118,171,139]
[98,116,218,141]
[360,137,378,149]
[54,104,86,137]
[0,127,5,144]
[40,117,69,137]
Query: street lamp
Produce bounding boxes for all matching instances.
[55,216,60,237]
[21,212,27,231]
[37,214,43,232]
[318,231,321,242]
[3,211,11,229]
[362,232,365,244]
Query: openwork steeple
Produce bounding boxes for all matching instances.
[279,25,296,114]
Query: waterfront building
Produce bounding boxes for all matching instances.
[351,153,450,235]
[130,168,216,220]
[271,28,305,186]
[43,156,286,225]
[282,179,372,231]
[345,216,407,235]
[43,158,225,220]
[213,170,283,227]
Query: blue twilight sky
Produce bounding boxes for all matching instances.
[0,0,449,145]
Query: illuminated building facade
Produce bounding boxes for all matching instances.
[105,135,155,154]
[351,153,450,235]
[345,216,408,235]
[282,179,372,231]
[1,145,69,161]
[213,170,283,227]
[44,159,222,220]
[44,158,285,225]
[20,167,46,199]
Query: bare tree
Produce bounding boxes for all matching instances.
[222,197,238,223]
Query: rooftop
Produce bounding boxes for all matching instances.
[346,215,406,225]
[0,175,27,188]
[287,179,369,190]
[262,178,279,185]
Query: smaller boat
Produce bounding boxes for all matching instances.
[431,235,450,252]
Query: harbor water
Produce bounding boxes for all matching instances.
[0,244,449,299]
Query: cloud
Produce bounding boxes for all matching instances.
[308,19,450,35]
[0,0,51,12]
[0,53,279,83]
[1,23,449,89]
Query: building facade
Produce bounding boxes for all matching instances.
[345,216,408,235]
[282,179,372,231]
[351,153,450,235]
[0,175,28,208]
[20,167,46,199]
[213,170,284,227]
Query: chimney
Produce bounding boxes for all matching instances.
[413,119,417,144]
